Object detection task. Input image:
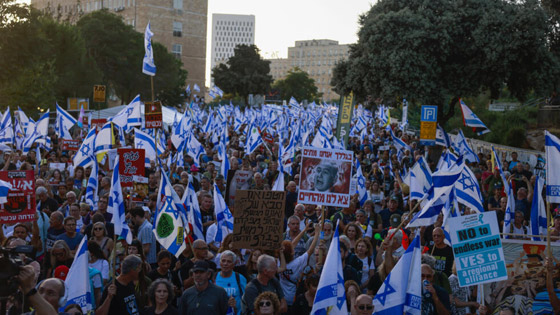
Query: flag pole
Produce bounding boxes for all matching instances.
[547,202,552,258]
[111,233,117,285]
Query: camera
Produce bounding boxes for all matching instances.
[0,245,34,298]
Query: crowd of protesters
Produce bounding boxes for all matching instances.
[0,104,558,315]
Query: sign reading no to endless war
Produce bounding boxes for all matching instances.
[448,211,508,287]
[232,190,285,249]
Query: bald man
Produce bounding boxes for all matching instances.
[353,294,374,315]
[428,227,454,277]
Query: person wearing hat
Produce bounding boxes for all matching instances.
[178,260,229,315]
[379,196,403,229]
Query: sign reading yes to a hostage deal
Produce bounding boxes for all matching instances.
[448,211,508,287]
[118,148,145,188]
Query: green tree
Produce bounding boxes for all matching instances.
[212,44,272,103]
[332,0,559,127]
[273,67,319,102]
[77,10,187,106]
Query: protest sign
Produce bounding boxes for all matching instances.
[49,163,66,171]
[145,101,163,128]
[0,170,35,224]
[232,190,285,249]
[225,169,253,207]
[118,148,145,188]
[61,139,80,151]
[298,146,353,207]
[90,118,107,131]
[448,211,508,287]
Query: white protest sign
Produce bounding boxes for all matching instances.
[448,211,508,287]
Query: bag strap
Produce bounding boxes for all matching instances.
[235,271,244,296]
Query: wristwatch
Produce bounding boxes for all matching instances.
[25,288,38,298]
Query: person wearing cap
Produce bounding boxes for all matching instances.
[379,196,403,229]
[215,174,226,192]
[178,260,229,315]
[96,255,142,315]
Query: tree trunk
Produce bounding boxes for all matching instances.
[438,96,459,128]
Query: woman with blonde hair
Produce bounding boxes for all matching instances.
[90,221,113,259]
[254,291,281,315]
[48,240,74,277]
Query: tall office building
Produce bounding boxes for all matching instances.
[210,14,255,72]
[268,39,350,101]
[30,0,207,95]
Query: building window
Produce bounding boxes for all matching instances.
[172,44,182,59]
[173,21,182,37]
[173,0,182,10]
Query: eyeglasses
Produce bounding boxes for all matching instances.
[357,304,373,311]
[259,301,271,307]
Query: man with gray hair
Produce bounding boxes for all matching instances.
[242,254,287,314]
[96,255,142,315]
[283,215,308,258]
[215,250,246,314]
[36,186,58,216]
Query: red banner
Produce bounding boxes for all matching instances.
[0,170,35,224]
[61,139,80,151]
[145,101,163,128]
[118,148,145,187]
[91,118,107,131]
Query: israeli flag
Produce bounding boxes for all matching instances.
[112,95,142,131]
[311,129,333,149]
[185,133,205,167]
[154,169,188,257]
[142,22,156,76]
[108,156,133,244]
[181,183,204,241]
[545,131,560,203]
[244,123,263,155]
[289,96,301,111]
[171,111,190,150]
[94,122,115,162]
[15,107,30,135]
[460,99,490,135]
[310,222,347,315]
[0,179,12,204]
[452,129,479,163]
[272,133,285,191]
[492,147,514,236]
[0,108,13,145]
[209,86,224,99]
[409,156,432,201]
[185,84,191,95]
[373,234,422,315]
[408,157,465,228]
[63,236,93,313]
[134,128,163,165]
[56,103,77,140]
[14,118,24,150]
[194,83,200,92]
[213,184,234,243]
[530,176,547,241]
[73,128,97,168]
[220,123,230,180]
[356,159,368,207]
[85,161,99,210]
[390,128,411,153]
[454,166,485,213]
[435,124,451,148]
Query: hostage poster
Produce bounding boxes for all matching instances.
[0,170,35,224]
[298,146,353,207]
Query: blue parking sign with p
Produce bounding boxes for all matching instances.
[421,105,438,122]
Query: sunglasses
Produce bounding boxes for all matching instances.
[259,301,271,307]
[357,304,373,311]
[94,227,104,231]
[53,252,64,257]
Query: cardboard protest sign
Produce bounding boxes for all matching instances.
[232,190,285,249]
[61,139,80,151]
[298,146,353,207]
[118,148,145,188]
[448,211,508,287]
[225,169,253,207]
[0,170,35,224]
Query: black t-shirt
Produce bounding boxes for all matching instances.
[292,293,313,315]
[46,226,66,251]
[100,279,140,315]
[176,259,217,286]
[379,208,403,229]
[429,245,454,277]
[421,283,451,315]
[38,197,59,214]
[147,269,181,288]
[140,305,179,315]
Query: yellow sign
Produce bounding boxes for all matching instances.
[339,91,354,124]
[67,98,89,111]
[420,121,437,143]
[93,85,106,103]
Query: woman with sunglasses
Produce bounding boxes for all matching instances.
[253,291,281,315]
[47,240,74,277]
[90,222,114,259]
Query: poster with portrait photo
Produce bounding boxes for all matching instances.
[298,146,353,207]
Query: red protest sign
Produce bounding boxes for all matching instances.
[118,148,145,187]
[61,139,80,151]
[91,118,107,131]
[145,101,163,128]
[0,170,35,224]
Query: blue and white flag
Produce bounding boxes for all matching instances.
[73,128,96,168]
[181,183,204,241]
[213,184,234,243]
[85,160,99,210]
[492,147,514,236]
[373,234,422,315]
[220,123,230,180]
[409,156,432,201]
[63,235,93,313]
[154,169,188,257]
[272,133,285,191]
[356,159,368,207]
[185,84,191,95]
[108,156,133,244]
[460,99,490,135]
[209,86,224,99]
[56,103,77,140]
[454,166,485,213]
[408,157,465,228]
[94,122,115,163]
[0,179,12,204]
[111,95,142,131]
[244,123,263,155]
[530,176,547,241]
[311,129,333,149]
[23,110,50,153]
[390,128,411,153]
[142,22,156,76]
[289,97,301,111]
[311,222,347,315]
[452,129,479,163]
[435,124,451,148]
[15,107,30,135]
[185,133,205,167]
[545,130,560,203]
[0,107,13,145]
[14,117,24,150]
[193,83,200,92]
[134,128,164,165]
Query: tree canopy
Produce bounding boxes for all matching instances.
[272,67,319,102]
[331,0,559,126]
[212,44,272,102]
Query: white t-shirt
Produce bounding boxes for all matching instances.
[205,223,223,251]
[279,252,309,305]
[89,259,110,280]
[358,255,375,286]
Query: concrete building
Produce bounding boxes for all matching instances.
[210,13,255,72]
[268,39,350,102]
[30,0,207,94]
